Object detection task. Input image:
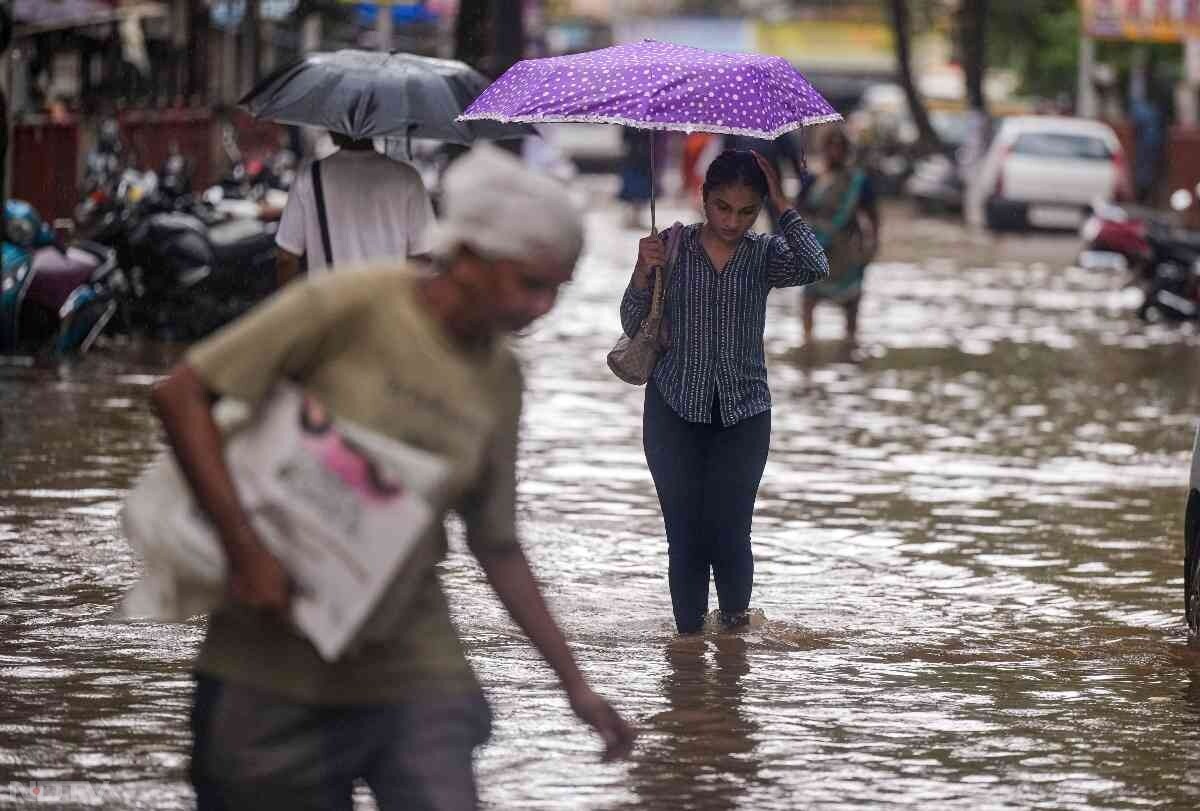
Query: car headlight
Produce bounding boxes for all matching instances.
[2,273,14,293]
[1081,218,1102,244]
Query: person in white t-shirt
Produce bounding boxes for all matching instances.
[275,133,436,286]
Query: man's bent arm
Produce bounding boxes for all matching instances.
[470,541,636,760]
[151,365,289,611]
[470,542,587,692]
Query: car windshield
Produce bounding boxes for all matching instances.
[1011,132,1112,160]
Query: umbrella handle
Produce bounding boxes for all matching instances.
[649,135,656,234]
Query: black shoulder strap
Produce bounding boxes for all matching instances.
[311,160,333,270]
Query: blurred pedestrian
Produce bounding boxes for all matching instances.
[618,128,655,229]
[152,144,635,811]
[274,132,435,286]
[620,149,829,635]
[798,128,880,346]
[1130,93,1166,205]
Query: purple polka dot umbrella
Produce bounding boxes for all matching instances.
[459,39,841,228]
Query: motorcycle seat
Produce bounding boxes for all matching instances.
[209,221,277,266]
[1171,231,1200,253]
[26,247,105,312]
[208,218,267,246]
[1150,225,1200,259]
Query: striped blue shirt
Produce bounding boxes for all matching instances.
[620,208,829,426]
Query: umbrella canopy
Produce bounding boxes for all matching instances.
[239,49,535,144]
[458,39,841,140]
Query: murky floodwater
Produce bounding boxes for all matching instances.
[3,199,1200,810]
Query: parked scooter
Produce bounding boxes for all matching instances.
[1079,189,1200,322]
[121,211,279,341]
[1078,200,1152,274]
[79,172,279,342]
[1138,189,1200,322]
[1,201,122,356]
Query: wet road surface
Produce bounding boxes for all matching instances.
[2,199,1200,809]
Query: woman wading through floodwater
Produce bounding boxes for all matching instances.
[619,149,829,634]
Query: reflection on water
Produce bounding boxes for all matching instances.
[3,205,1200,809]
[625,636,762,811]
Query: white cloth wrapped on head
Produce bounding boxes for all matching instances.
[432,143,584,269]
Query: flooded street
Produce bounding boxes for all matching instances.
[3,198,1200,809]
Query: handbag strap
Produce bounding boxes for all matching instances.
[649,222,685,320]
[311,160,334,270]
[662,221,685,286]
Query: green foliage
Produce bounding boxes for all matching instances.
[985,0,1183,101]
[985,0,1080,99]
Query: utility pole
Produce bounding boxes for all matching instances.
[301,9,322,54]
[1077,33,1097,118]
[377,2,394,52]
[1182,38,1200,127]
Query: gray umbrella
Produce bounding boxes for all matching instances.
[238,49,534,144]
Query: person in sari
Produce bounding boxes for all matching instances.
[799,128,880,346]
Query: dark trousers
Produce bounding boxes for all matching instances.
[191,674,492,811]
[643,382,771,634]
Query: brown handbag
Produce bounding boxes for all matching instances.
[607,222,685,386]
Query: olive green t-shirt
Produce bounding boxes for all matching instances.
[185,266,522,703]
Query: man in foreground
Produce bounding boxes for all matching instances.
[152,144,635,810]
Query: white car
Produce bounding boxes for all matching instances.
[966,116,1131,232]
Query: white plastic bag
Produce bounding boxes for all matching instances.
[115,383,450,662]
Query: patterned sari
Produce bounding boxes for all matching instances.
[801,167,875,302]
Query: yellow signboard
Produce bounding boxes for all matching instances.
[1081,0,1200,43]
[755,21,895,71]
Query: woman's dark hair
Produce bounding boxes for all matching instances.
[703,149,768,200]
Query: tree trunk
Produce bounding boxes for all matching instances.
[489,0,524,154]
[960,0,988,114]
[454,0,490,73]
[186,0,209,104]
[240,0,261,89]
[885,0,942,154]
[491,0,524,77]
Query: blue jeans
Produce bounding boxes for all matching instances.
[190,674,492,811]
[643,382,771,634]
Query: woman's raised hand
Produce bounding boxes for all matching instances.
[635,232,667,278]
[751,150,790,213]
